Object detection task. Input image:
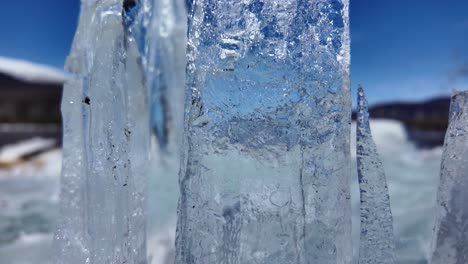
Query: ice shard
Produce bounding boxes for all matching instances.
[126,0,186,148]
[176,1,352,263]
[53,1,150,263]
[430,91,468,264]
[125,0,187,262]
[356,87,395,264]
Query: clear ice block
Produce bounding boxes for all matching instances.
[176,1,352,263]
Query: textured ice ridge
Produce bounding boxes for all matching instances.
[430,91,468,264]
[356,86,395,264]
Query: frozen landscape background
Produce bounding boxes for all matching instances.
[0,0,467,263]
[0,119,441,264]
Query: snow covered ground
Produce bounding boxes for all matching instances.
[0,138,61,264]
[0,120,442,264]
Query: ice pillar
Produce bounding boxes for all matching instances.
[176,1,352,263]
[125,0,187,263]
[54,1,150,263]
[431,91,468,264]
[356,86,395,264]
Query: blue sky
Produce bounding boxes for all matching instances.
[0,1,79,68]
[351,0,468,103]
[1,0,467,104]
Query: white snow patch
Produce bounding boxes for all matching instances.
[0,56,68,84]
[0,138,56,163]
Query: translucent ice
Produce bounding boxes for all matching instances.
[126,0,186,148]
[430,91,468,264]
[53,0,150,263]
[125,0,187,262]
[356,86,395,264]
[176,1,352,263]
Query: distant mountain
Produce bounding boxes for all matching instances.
[353,96,451,147]
[0,57,65,146]
[0,73,63,123]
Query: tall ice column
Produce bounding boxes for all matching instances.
[176,1,352,263]
[431,91,468,264]
[54,1,150,263]
[356,86,396,264]
[125,0,187,262]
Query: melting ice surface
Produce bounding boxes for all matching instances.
[356,87,395,264]
[430,91,468,264]
[176,0,352,263]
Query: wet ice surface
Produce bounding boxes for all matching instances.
[176,1,352,263]
[356,88,395,264]
[430,91,468,264]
